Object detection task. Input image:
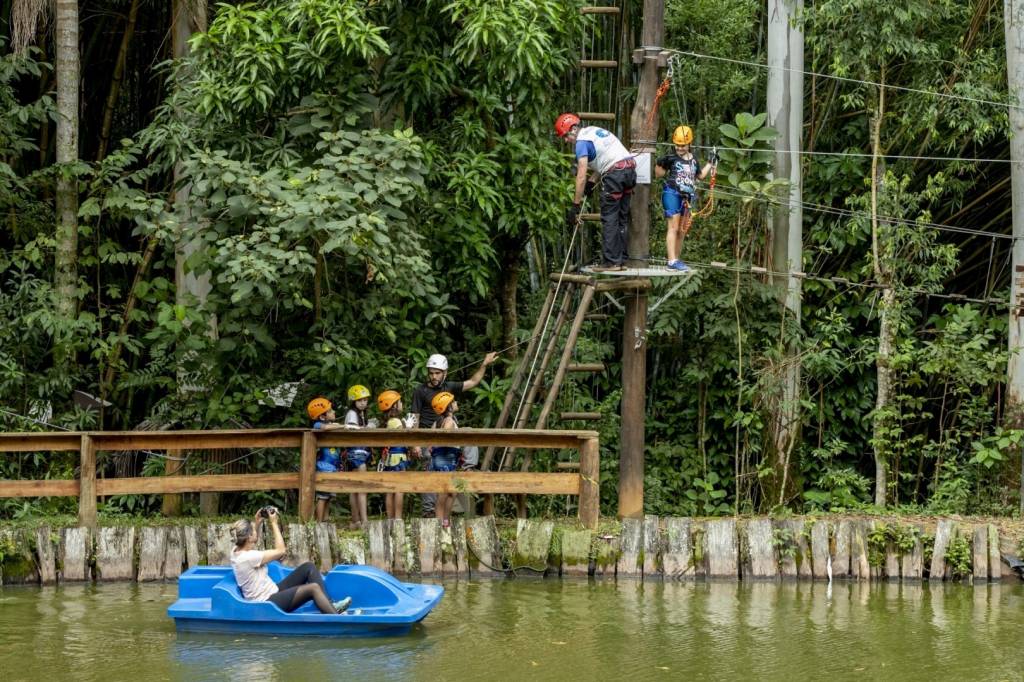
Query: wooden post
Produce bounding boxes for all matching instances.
[579,437,600,529]
[619,0,664,519]
[78,434,97,527]
[298,431,317,522]
[161,452,184,516]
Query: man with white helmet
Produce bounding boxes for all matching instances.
[412,350,498,516]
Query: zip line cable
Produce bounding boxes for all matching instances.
[658,48,1022,111]
[694,181,1017,242]
[632,139,1014,165]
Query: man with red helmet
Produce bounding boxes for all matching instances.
[554,113,636,271]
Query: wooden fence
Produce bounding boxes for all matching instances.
[0,428,600,528]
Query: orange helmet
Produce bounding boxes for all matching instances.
[377,390,401,413]
[431,391,455,415]
[554,113,581,138]
[307,397,332,420]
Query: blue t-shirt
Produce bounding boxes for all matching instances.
[312,420,342,472]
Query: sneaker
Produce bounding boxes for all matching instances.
[667,260,691,272]
[333,596,352,614]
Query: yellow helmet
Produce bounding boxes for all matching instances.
[431,391,455,415]
[347,385,371,402]
[306,397,332,421]
[672,125,694,145]
[377,390,401,413]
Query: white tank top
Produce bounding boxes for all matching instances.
[576,126,633,175]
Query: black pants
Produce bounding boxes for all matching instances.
[268,561,326,613]
[600,166,637,265]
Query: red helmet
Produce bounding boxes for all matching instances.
[554,113,581,138]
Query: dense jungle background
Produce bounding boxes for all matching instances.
[1,0,1022,520]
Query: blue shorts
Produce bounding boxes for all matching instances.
[662,188,694,218]
[345,449,370,470]
[431,454,458,473]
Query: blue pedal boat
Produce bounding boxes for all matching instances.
[168,562,444,637]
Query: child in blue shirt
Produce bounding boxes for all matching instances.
[307,397,343,522]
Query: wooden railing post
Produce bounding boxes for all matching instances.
[161,450,184,516]
[78,434,97,527]
[298,431,317,522]
[579,437,600,530]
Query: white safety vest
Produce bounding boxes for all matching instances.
[576,126,633,175]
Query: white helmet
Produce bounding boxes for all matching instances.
[426,354,448,371]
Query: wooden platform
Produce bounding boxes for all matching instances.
[579,265,695,278]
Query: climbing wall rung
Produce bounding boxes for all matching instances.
[559,412,602,421]
[579,112,616,121]
[580,6,621,14]
[580,60,618,69]
[568,363,605,372]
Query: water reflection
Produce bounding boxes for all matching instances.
[1,578,1023,681]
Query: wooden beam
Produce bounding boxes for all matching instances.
[595,278,653,292]
[560,412,603,421]
[581,6,621,13]
[96,473,300,495]
[581,212,601,222]
[580,59,618,68]
[579,437,600,529]
[568,363,605,372]
[0,479,79,497]
[0,428,597,453]
[0,433,81,452]
[298,431,316,522]
[315,471,581,495]
[555,462,580,470]
[79,434,97,527]
[585,313,610,321]
[548,272,593,285]
[579,112,616,121]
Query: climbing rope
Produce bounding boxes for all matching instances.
[690,159,718,220]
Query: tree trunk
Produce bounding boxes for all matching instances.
[54,0,80,363]
[765,0,805,507]
[496,233,522,359]
[869,67,890,508]
[96,0,141,162]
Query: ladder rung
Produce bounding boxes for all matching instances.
[580,60,618,69]
[579,112,616,121]
[585,314,610,321]
[559,412,602,421]
[568,363,605,373]
[556,462,581,470]
[582,212,601,221]
[580,6,621,14]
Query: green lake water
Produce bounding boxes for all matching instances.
[1,579,1022,681]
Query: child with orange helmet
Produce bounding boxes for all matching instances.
[377,390,414,520]
[307,397,343,522]
[430,391,461,526]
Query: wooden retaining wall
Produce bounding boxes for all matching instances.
[0,516,1019,585]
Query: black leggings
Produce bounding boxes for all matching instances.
[267,561,335,614]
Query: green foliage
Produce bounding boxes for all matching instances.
[945,535,972,580]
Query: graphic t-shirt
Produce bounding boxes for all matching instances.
[231,549,278,602]
[411,380,466,429]
[657,153,702,195]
